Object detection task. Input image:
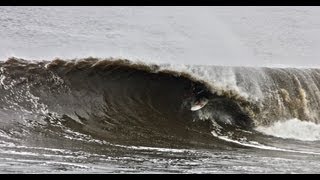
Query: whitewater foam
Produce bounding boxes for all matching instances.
[256,118,320,141]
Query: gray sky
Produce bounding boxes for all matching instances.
[0,6,319,67]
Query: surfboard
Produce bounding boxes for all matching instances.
[190,98,208,111]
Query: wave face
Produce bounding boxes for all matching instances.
[1,57,320,150]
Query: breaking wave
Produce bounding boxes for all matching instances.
[1,57,320,150]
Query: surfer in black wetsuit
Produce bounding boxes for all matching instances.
[186,82,211,104]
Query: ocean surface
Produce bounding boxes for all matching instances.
[1,6,320,174]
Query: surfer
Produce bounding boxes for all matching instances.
[185,83,211,111]
[192,83,210,101]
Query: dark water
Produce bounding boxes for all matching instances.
[1,57,320,173]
